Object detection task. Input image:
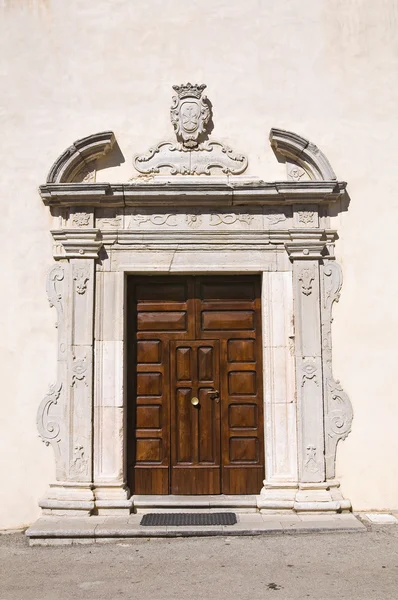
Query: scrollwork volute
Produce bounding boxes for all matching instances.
[37,265,67,477]
[321,261,353,478]
[37,382,63,463]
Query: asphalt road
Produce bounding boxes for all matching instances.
[1,525,398,600]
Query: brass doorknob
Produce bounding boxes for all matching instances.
[191,397,199,406]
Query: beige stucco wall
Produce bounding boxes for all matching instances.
[1,0,397,529]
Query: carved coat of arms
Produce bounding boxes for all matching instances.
[170,83,211,148]
[134,83,248,176]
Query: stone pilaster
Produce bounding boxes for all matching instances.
[37,230,102,516]
[286,239,326,485]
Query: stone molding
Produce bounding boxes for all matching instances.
[51,229,103,259]
[270,128,337,181]
[46,131,115,184]
[40,179,346,208]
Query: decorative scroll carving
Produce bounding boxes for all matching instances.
[46,265,64,328]
[73,264,90,295]
[134,140,248,176]
[170,83,211,148]
[209,213,253,227]
[37,382,62,455]
[133,213,178,227]
[298,267,315,296]
[321,261,353,478]
[301,357,319,387]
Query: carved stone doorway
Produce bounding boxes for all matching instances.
[35,84,353,522]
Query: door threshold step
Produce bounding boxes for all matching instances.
[26,513,366,545]
[132,495,259,512]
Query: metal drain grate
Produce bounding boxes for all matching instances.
[140,512,237,527]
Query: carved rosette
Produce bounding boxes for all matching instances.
[321,261,353,478]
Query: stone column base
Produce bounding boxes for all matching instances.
[39,482,95,517]
[93,484,133,516]
[258,481,351,513]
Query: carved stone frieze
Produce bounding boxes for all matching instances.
[125,210,262,230]
[133,213,178,227]
[209,213,253,227]
[321,261,353,478]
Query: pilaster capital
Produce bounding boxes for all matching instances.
[51,229,103,260]
[285,240,325,260]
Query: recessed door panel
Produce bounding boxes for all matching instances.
[170,340,221,494]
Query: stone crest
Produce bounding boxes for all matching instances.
[170,83,211,148]
[134,83,248,176]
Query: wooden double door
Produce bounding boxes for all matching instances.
[127,275,264,495]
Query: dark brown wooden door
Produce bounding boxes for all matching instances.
[127,275,264,495]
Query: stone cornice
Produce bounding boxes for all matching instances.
[50,228,337,255]
[51,229,103,259]
[285,239,326,260]
[40,179,346,208]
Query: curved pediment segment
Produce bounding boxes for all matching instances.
[270,128,336,181]
[46,131,115,184]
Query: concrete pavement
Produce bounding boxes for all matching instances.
[1,519,398,600]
